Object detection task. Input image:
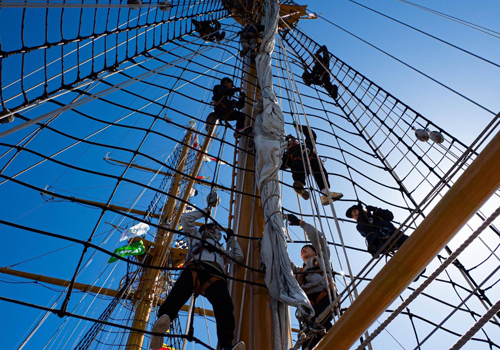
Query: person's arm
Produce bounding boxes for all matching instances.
[299,125,317,143]
[300,221,330,262]
[225,230,244,263]
[213,85,240,101]
[181,208,207,249]
[367,205,394,221]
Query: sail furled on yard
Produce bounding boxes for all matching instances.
[254,0,313,347]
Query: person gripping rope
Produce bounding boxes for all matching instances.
[287,214,339,349]
[281,123,343,205]
[345,203,408,258]
[151,199,245,350]
[239,23,265,59]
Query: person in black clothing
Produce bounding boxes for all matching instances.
[239,23,265,59]
[281,123,343,206]
[302,45,338,99]
[209,77,252,138]
[192,19,226,42]
[151,206,245,350]
[345,204,408,258]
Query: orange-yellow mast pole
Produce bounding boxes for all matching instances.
[316,128,500,350]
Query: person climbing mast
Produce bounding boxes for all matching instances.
[150,194,245,350]
[209,77,252,138]
[302,45,338,99]
[281,122,343,205]
[239,23,265,60]
[192,19,226,42]
[346,203,409,258]
[286,213,339,349]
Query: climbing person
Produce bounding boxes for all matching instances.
[302,45,338,99]
[286,213,339,349]
[281,123,343,205]
[192,19,226,42]
[345,203,409,258]
[209,77,252,138]
[239,23,265,59]
[151,203,245,350]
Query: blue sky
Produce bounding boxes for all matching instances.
[0,0,500,349]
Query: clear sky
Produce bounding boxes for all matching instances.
[0,0,499,349]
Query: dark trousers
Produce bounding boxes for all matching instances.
[302,290,334,350]
[290,157,330,191]
[367,232,409,256]
[214,106,247,130]
[158,267,235,348]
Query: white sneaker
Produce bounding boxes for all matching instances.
[320,191,343,206]
[234,126,253,139]
[150,314,171,349]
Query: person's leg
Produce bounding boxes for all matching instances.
[310,157,328,191]
[291,160,307,186]
[204,280,235,349]
[226,111,247,130]
[157,269,194,319]
[153,269,194,349]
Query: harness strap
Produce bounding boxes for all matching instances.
[188,263,225,297]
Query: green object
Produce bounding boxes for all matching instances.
[108,240,146,263]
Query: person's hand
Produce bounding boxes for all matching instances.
[225,228,235,241]
[366,205,377,213]
[286,214,301,226]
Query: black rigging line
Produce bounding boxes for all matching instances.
[316,14,496,116]
[393,0,500,40]
[343,0,500,69]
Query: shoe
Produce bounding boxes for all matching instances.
[293,181,310,200]
[217,31,226,42]
[320,191,343,205]
[234,126,252,139]
[206,112,217,125]
[150,314,171,349]
[222,341,246,350]
[329,85,339,99]
[192,19,201,32]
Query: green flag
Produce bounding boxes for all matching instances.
[108,240,146,263]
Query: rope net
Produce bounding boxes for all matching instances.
[0,1,499,350]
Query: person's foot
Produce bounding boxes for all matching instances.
[329,84,339,99]
[293,181,310,200]
[150,314,171,349]
[234,126,253,139]
[222,341,246,350]
[320,190,343,205]
[217,31,226,42]
[206,112,217,125]
[192,19,201,32]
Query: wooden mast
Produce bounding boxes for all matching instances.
[315,128,500,350]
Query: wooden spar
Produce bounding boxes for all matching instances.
[0,267,121,297]
[0,267,216,317]
[126,130,193,349]
[316,129,500,350]
[229,50,274,348]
